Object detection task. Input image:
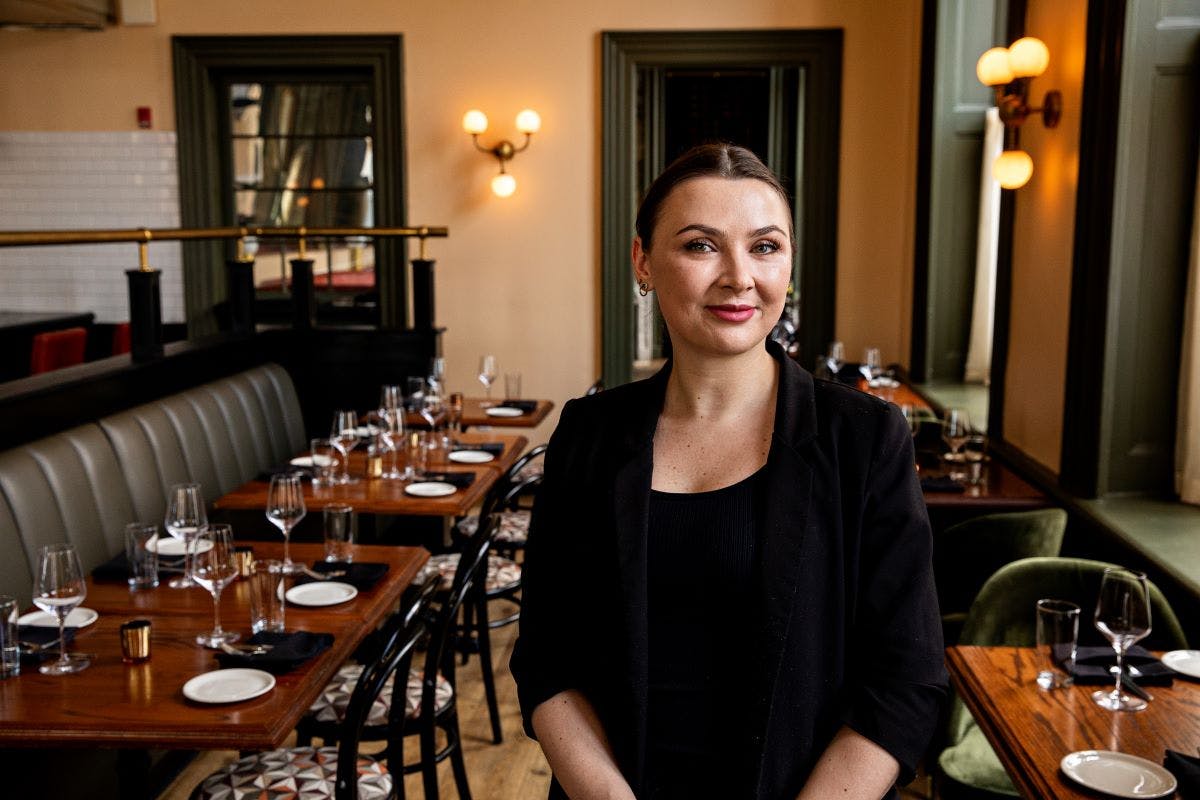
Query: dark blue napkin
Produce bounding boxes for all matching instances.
[214,631,333,674]
[498,400,538,413]
[920,475,965,493]
[451,442,504,455]
[421,472,475,488]
[18,624,78,665]
[1071,645,1174,686]
[293,561,389,592]
[1164,751,1200,798]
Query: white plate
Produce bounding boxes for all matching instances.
[147,536,214,557]
[19,606,98,629]
[449,450,495,464]
[285,581,358,607]
[1060,751,1177,798]
[485,406,524,418]
[405,481,457,497]
[290,455,333,468]
[353,426,378,437]
[1162,649,1200,679]
[183,668,276,704]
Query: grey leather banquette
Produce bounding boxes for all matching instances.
[0,363,306,605]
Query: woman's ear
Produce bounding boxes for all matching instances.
[631,236,651,287]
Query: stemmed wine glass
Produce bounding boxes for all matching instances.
[380,384,402,412]
[188,524,240,648]
[428,356,447,394]
[330,410,360,485]
[826,341,845,377]
[266,472,306,574]
[421,386,447,451]
[164,482,207,588]
[378,406,409,480]
[942,408,971,460]
[1092,567,1152,711]
[478,355,498,406]
[33,543,90,675]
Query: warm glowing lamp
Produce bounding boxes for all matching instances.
[491,173,517,197]
[462,109,489,135]
[976,47,1014,87]
[515,109,542,134]
[1008,37,1050,78]
[993,150,1034,189]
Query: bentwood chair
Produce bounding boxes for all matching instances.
[936,557,1188,799]
[193,583,431,800]
[934,508,1067,645]
[301,515,500,800]
[29,327,87,374]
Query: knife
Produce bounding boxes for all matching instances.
[1120,672,1153,702]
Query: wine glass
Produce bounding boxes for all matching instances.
[330,410,360,485]
[478,355,498,406]
[900,404,922,438]
[188,524,240,648]
[421,387,448,451]
[826,341,845,377]
[1092,567,1152,711]
[428,356,447,394]
[862,347,882,382]
[33,543,90,675]
[378,406,409,480]
[942,408,972,463]
[266,472,306,574]
[380,384,402,412]
[164,482,207,588]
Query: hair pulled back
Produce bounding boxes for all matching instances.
[634,143,793,251]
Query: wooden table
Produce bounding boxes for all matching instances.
[947,645,1200,799]
[0,541,427,751]
[214,431,528,517]
[458,397,554,429]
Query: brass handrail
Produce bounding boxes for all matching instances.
[0,225,448,248]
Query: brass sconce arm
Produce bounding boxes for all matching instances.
[993,80,1063,129]
[471,132,534,163]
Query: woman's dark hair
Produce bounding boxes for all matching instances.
[634,143,793,251]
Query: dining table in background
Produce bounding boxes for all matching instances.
[0,541,426,755]
[455,397,554,429]
[946,645,1200,799]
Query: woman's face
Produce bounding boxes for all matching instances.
[633,176,792,360]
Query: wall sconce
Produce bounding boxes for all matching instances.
[976,37,1062,189]
[462,108,541,197]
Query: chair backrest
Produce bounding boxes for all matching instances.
[409,514,500,726]
[29,327,87,374]
[335,587,432,800]
[935,508,1068,619]
[478,445,547,519]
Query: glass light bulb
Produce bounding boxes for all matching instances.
[462,109,488,135]
[993,150,1033,189]
[515,109,542,134]
[1008,37,1050,78]
[491,173,517,197]
[976,47,1014,87]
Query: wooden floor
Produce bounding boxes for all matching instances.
[157,605,553,799]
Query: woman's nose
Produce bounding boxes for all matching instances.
[719,251,755,292]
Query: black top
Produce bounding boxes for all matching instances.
[646,469,765,798]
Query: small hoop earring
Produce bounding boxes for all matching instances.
[638,281,649,297]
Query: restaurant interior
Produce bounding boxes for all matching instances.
[1,0,1199,798]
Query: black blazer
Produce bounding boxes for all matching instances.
[511,340,947,800]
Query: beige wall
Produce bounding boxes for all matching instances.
[1001,0,1086,473]
[0,0,923,440]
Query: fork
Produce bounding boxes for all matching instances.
[218,641,274,656]
[298,566,347,581]
[18,637,61,654]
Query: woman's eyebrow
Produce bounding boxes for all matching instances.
[673,223,788,238]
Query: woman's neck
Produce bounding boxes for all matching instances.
[663,344,778,421]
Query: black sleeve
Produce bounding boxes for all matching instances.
[510,399,594,740]
[842,404,948,782]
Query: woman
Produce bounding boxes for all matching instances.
[511,144,946,800]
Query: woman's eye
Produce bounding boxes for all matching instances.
[751,240,782,254]
[684,239,715,252]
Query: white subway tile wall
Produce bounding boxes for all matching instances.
[0,132,184,323]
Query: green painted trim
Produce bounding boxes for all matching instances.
[601,29,842,387]
[172,35,408,333]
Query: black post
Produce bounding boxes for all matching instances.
[125,269,163,362]
[411,258,435,330]
[290,258,316,329]
[225,258,257,335]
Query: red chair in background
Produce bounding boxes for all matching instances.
[29,327,88,374]
[111,322,131,356]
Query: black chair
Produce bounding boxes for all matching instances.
[193,582,432,800]
[300,515,501,800]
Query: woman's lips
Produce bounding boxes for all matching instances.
[706,304,756,323]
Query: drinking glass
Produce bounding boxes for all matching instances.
[380,384,402,412]
[826,341,845,377]
[421,386,447,448]
[942,408,972,473]
[330,409,360,485]
[478,354,498,406]
[164,482,207,588]
[188,524,240,647]
[1092,567,1152,711]
[428,356,447,394]
[862,347,882,382]
[266,472,306,574]
[1036,599,1080,689]
[405,377,426,411]
[378,406,409,480]
[33,543,90,675]
[900,404,922,438]
[309,437,339,487]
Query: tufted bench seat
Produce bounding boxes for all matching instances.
[0,363,306,606]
